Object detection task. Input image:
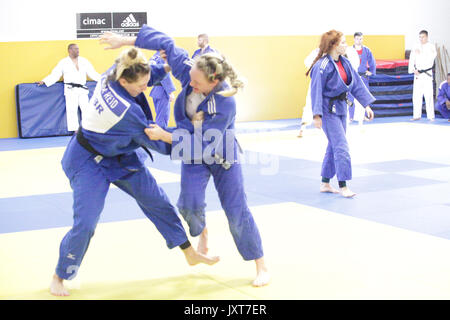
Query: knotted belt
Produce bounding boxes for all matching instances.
[76,129,153,164]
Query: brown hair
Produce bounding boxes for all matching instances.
[67,43,77,51]
[108,47,150,83]
[306,30,344,76]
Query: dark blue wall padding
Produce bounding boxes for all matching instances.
[16,81,96,138]
[368,72,415,117]
[369,73,415,85]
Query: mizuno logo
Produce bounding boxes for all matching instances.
[121,14,139,27]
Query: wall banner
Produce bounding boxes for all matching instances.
[76,12,147,38]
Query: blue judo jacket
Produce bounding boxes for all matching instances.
[62,63,171,181]
[310,55,376,117]
[149,51,176,100]
[355,45,377,76]
[135,24,239,165]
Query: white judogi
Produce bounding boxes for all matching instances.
[42,56,101,131]
[301,48,319,125]
[408,42,437,120]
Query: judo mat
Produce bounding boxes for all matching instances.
[375,59,409,75]
[1,117,450,300]
[15,82,97,138]
[369,72,415,118]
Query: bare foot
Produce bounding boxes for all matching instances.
[297,130,303,138]
[182,245,219,266]
[320,183,339,194]
[197,228,209,255]
[50,274,70,297]
[252,257,270,287]
[410,118,420,121]
[340,187,356,198]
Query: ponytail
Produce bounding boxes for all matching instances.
[108,47,150,83]
[305,30,343,76]
[194,52,244,97]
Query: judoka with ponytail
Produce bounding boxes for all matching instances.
[50,46,219,297]
[100,25,270,287]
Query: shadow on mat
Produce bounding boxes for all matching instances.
[6,273,255,300]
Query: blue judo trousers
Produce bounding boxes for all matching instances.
[55,65,189,280]
[310,55,375,182]
[135,24,263,261]
[149,51,176,128]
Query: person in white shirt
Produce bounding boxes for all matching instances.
[36,44,101,131]
[298,48,319,137]
[408,30,437,121]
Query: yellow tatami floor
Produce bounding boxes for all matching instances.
[2,201,450,299]
[1,120,450,299]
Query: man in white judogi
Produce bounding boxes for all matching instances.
[408,30,437,121]
[37,44,101,131]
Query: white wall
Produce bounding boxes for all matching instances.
[1,0,449,50]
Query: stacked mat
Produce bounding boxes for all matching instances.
[368,60,416,117]
[15,81,97,138]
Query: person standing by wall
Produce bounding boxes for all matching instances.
[346,32,376,125]
[408,30,437,121]
[298,48,319,138]
[192,34,218,59]
[36,44,101,132]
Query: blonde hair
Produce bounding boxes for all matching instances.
[108,47,150,83]
[194,52,244,97]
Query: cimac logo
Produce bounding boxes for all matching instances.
[121,14,139,27]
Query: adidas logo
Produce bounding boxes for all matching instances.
[121,14,139,28]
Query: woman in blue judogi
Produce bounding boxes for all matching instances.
[306,30,376,198]
[149,51,176,127]
[50,47,218,297]
[100,25,270,287]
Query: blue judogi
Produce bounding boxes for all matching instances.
[310,55,375,182]
[192,45,217,59]
[135,25,263,261]
[437,80,450,119]
[348,46,376,120]
[56,64,189,280]
[354,45,376,87]
[149,51,176,128]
